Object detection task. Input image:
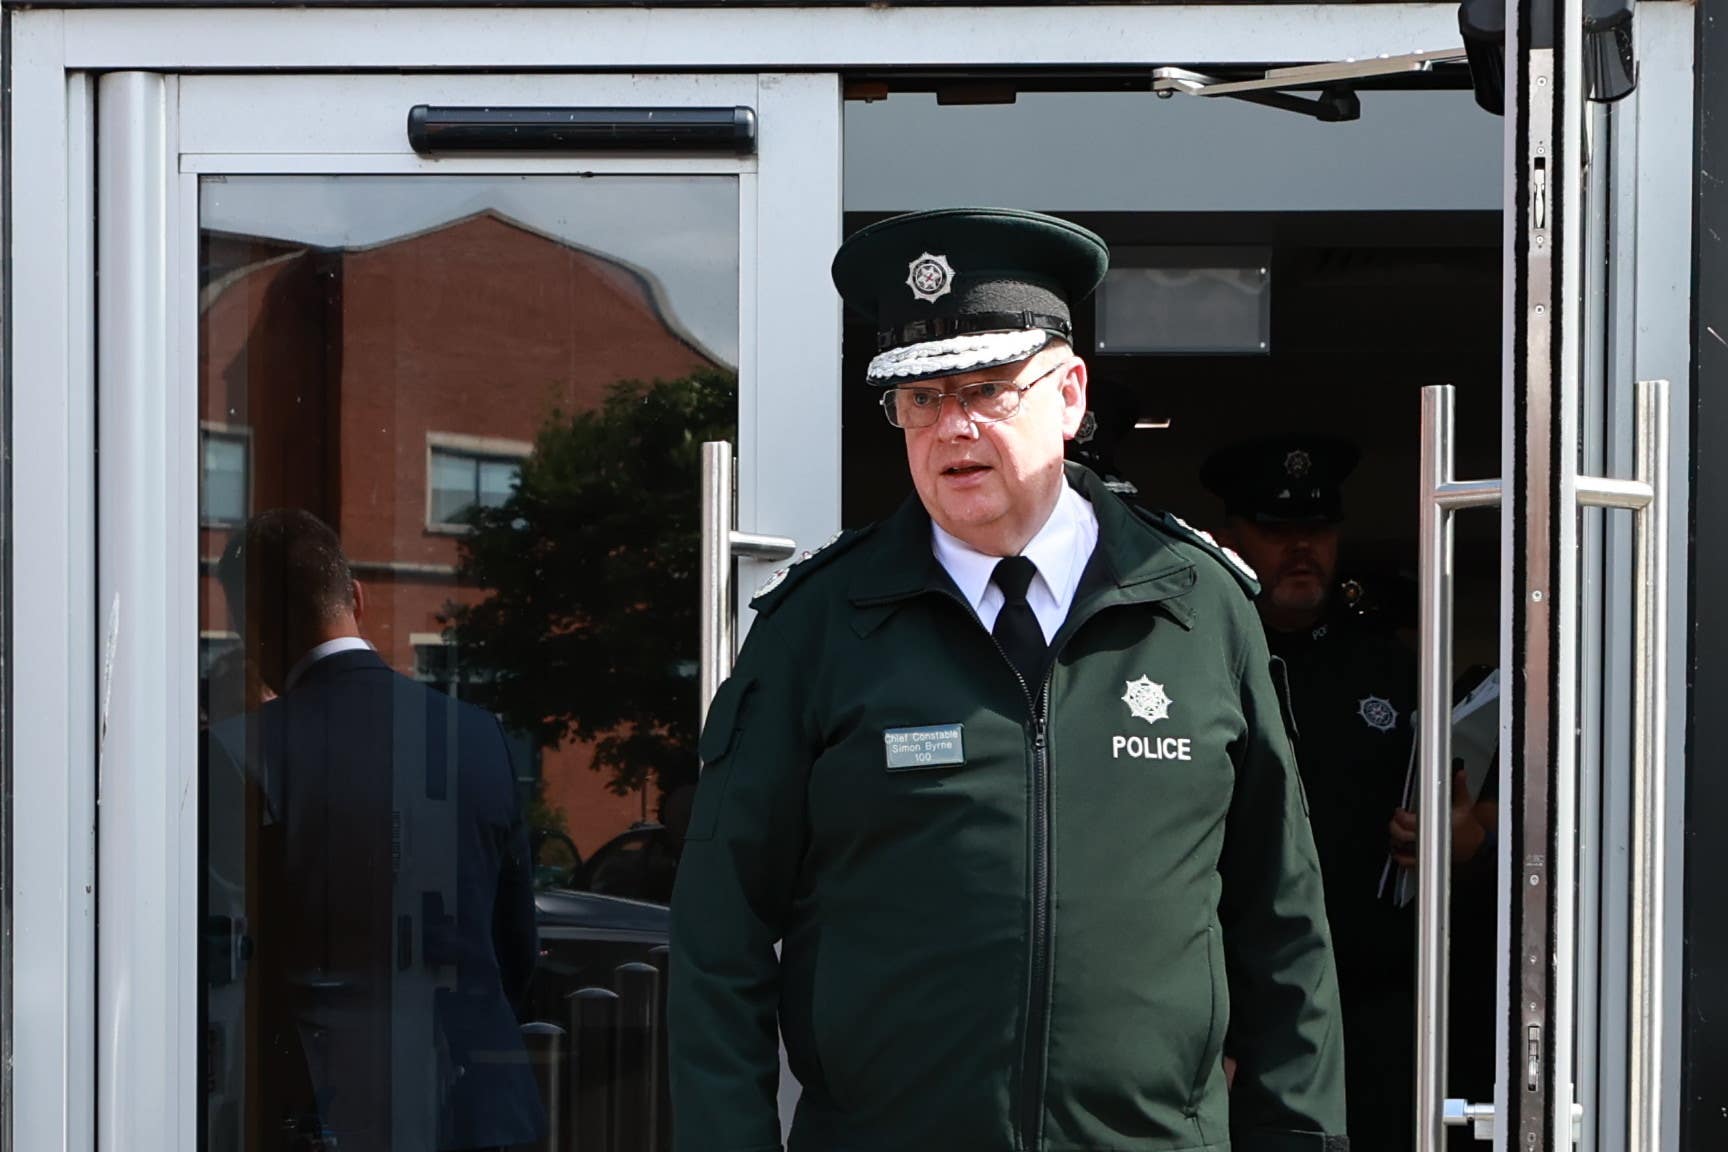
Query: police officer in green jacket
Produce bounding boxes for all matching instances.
[670,208,1348,1152]
[1203,437,1417,1152]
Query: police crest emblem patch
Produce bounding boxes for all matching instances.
[1122,676,1173,726]
[752,530,846,601]
[906,252,956,302]
[1357,694,1398,732]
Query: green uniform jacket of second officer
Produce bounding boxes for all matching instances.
[670,465,1348,1152]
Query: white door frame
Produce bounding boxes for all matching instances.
[51,3,1473,70]
[134,66,837,1152]
[3,5,1694,1152]
[10,43,846,1152]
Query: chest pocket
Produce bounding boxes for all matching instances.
[685,674,757,842]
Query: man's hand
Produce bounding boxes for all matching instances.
[1390,767,1487,870]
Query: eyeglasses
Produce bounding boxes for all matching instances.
[878,361,1072,430]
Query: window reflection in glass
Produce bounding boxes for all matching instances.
[427,448,524,527]
[202,429,250,526]
[477,458,518,510]
[197,174,738,1152]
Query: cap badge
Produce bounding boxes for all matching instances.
[1122,676,1173,727]
[906,252,956,303]
[1285,449,1313,479]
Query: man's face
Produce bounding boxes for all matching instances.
[901,348,1088,555]
[1223,516,1341,623]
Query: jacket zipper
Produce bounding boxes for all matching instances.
[941,589,1062,1151]
[882,564,1172,1149]
[1019,678,1053,1152]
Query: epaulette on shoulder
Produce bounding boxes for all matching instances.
[749,524,876,616]
[1129,505,1261,598]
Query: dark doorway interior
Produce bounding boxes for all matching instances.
[840,208,1503,667]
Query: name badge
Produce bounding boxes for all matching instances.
[883,724,966,771]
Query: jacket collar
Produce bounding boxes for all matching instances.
[287,645,388,691]
[849,462,1196,627]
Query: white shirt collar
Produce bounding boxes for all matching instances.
[284,635,374,692]
[931,523,1005,619]
[1020,482,1094,617]
[930,481,1099,642]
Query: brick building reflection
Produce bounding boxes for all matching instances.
[197,209,726,863]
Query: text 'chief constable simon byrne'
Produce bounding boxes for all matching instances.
[669,208,1347,1152]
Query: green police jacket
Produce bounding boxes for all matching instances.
[670,465,1347,1152]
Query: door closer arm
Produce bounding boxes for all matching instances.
[1152,49,1471,122]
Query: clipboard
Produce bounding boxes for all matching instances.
[1380,670,1499,907]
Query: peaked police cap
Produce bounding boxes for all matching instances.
[1200,435,1363,524]
[831,207,1109,385]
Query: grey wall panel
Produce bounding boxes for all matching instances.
[1685,0,1728,1146]
[845,90,1502,213]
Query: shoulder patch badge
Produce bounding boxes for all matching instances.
[754,530,843,599]
[1357,694,1399,733]
[749,527,870,615]
[1123,502,1259,597]
[1166,513,1259,587]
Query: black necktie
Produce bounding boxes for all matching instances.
[991,555,1047,690]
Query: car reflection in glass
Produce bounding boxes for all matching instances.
[525,821,678,1026]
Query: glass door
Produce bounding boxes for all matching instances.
[93,70,840,1152]
[1417,4,1693,1152]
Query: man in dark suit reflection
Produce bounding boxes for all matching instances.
[206,508,541,1151]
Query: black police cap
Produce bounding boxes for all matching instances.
[1199,435,1362,524]
[831,207,1109,385]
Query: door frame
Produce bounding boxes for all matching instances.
[2,5,1695,1152]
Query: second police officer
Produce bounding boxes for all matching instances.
[670,209,1348,1152]
[1203,437,1417,1152]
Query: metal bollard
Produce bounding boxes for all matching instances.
[648,945,672,1152]
[569,986,621,1152]
[612,962,662,1152]
[520,1022,568,1152]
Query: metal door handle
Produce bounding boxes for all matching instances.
[1443,1099,1498,1141]
[1443,1101,1583,1143]
[1576,380,1670,1152]
[1417,385,1503,1152]
[700,441,796,726]
[1419,382,1669,1151]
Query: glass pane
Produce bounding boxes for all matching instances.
[428,450,478,524]
[413,641,459,688]
[1094,251,1272,356]
[202,433,249,525]
[477,458,520,509]
[198,174,738,1152]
